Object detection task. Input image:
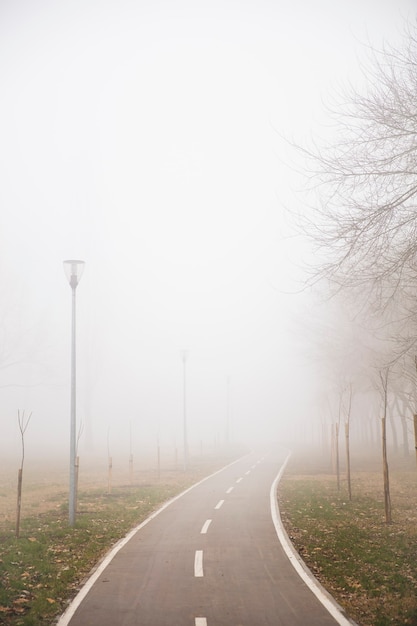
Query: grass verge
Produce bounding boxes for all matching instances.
[0,473,206,625]
[278,451,417,626]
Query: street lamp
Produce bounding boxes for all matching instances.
[181,350,189,471]
[63,260,85,526]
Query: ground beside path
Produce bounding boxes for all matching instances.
[278,446,417,626]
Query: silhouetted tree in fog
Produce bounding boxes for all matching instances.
[293,20,417,512]
[299,23,417,317]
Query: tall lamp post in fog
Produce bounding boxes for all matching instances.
[63,260,85,526]
[181,350,189,471]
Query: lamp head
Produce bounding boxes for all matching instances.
[63,260,85,289]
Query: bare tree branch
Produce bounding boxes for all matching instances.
[294,23,417,316]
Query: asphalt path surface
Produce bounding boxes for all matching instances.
[59,446,354,626]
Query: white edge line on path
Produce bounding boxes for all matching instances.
[201,519,212,534]
[194,550,204,577]
[270,452,358,626]
[57,453,249,626]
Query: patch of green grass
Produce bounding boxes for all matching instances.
[279,475,417,626]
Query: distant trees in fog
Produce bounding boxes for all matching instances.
[293,21,417,519]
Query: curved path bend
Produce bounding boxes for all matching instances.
[58,446,356,626]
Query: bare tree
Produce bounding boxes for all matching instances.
[343,384,353,501]
[379,368,392,524]
[335,393,342,491]
[107,427,112,495]
[290,22,417,495]
[16,410,32,538]
[297,25,417,309]
[129,421,133,484]
[414,414,417,470]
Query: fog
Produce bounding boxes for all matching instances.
[0,1,414,464]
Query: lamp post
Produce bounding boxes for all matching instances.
[63,260,85,526]
[181,350,189,471]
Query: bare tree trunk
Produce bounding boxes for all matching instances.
[388,400,399,456]
[345,422,351,500]
[344,385,353,501]
[400,411,409,458]
[321,418,327,457]
[16,468,23,538]
[16,410,32,538]
[75,456,79,513]
[345,422,352,500]
[414,415,417,470]
[381,369,392,524]
[397,396,410,457]
[108,457,112,494]
[129,422,133,484]
[382,415,392,523]
[107,427,112,494]
[335,422,340,491]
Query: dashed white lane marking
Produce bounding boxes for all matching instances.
[194,550,204,577]
[214,499,224,510]
[226,486,234,494]
[57,454,247,626]
[195,618,207,626]
[245,470,251,475]
[251,464,257,469]
[201,519,212,534]
[236,477,243,483]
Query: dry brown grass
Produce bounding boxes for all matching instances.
[279,445,417,626]
[0,450,210,525]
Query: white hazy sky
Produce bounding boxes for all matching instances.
[0,0,415,459]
